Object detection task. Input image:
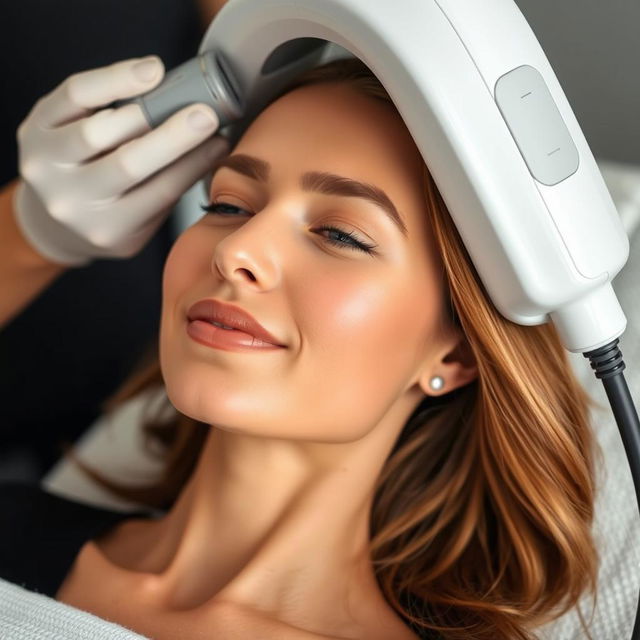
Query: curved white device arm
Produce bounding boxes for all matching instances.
[129,0,629,353]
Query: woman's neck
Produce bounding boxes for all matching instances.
[97,403,415,635]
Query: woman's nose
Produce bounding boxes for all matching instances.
[211,211,283,291]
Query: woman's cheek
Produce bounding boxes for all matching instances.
[162,228,209,302]
[316,276,390,338]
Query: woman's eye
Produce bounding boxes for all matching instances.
[315,226,377,255]
[200,201,248,216]
[199,201,377,255]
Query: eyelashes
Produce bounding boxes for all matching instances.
[199,201,378,255]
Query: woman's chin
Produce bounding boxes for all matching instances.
[161,373,246,431]
[163,376,212,423]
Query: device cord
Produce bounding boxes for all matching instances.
[584,339,640,640]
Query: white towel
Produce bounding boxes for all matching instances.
[0,578,149,640]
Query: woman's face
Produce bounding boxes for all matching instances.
[160,81,449,442]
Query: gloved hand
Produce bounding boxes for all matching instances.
[13,55,229,266]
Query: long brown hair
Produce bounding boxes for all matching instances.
[61,57,601,639]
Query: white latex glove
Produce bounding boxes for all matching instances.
[13,55,229,266]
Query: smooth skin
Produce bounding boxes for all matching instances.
[56,82,478,638]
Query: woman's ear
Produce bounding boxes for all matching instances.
[419,328,478,397]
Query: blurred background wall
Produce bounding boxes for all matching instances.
[515,0,639,165]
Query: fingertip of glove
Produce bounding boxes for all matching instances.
[131,56,163,84]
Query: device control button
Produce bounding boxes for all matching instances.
[495,65,579,186]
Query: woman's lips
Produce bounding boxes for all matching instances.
[186,298,285,346]
[186,319,284,352]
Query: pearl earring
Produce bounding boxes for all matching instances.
[429,375,444,391]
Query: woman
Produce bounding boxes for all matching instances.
[1,57,599,639]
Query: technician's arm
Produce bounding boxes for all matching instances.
[0,179,66,328]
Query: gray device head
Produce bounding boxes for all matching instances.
[126,36,349,146]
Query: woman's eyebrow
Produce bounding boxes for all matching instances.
[215,153,408,237]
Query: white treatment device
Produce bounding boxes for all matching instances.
[119,0,640,635]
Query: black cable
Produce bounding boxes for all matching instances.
[584,339,640,640]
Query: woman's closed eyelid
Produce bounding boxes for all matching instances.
[209,192,253,209]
